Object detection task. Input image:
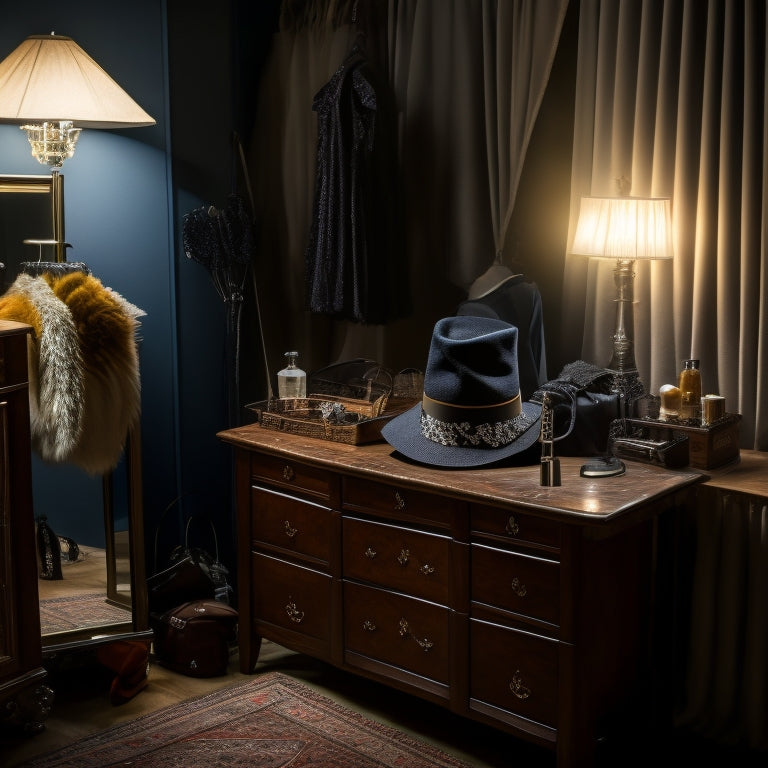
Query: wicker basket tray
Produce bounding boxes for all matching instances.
[246,393,415,445]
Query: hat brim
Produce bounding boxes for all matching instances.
[381,401,542,469]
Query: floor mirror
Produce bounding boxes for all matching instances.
[0,173,150,655]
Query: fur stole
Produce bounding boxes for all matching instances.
[46,272,144,475]
[0,274,84,461]
[0,272,144,475]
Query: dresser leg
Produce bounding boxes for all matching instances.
[1,680,55,735]
[239,633,263,674]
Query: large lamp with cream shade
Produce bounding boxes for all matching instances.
[570,189,673,413]
[0,32,155,262]
[0,32,155,167]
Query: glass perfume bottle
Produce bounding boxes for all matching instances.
[678,359,702,422]
[277,351,306,399]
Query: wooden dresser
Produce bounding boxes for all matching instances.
[0,321,51,733]
[219,424,703,767]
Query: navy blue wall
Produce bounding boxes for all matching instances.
[0,0,177,552]
[0,0,275,593]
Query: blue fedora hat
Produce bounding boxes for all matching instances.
[382,315,542,467]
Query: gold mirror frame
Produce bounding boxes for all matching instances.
[0,172,66,262]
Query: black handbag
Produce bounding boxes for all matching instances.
[530,361,620,456]
[147,504,233,615]
[168,515,232,603]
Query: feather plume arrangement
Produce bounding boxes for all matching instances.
[182,193,253,303]
[0,272,144,475]
[183,192,255,426]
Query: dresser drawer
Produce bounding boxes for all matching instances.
[343,476,463,528]
[343,516,451,604]
[470,619,558,729]
[472,543,559,626]
[252,486,333,565]
[344,581,451,685]
[251,453,332,500]
[252,552,332,646]
[472,504,561,551]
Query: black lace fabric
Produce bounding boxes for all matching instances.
[305,45,405,324]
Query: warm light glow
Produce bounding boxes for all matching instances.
[571,196,673,261]
[0,33,155,167]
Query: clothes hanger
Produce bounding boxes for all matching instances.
[19,239,90,278]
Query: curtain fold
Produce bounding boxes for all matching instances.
[248,2,359,375]
[565,0,766,450]
[482,0,569,262]
[677,486,768,750]
[249,0,567,375]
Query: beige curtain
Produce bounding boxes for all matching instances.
[677,485,768,750]
[249,0,568,375]
[565,1,768,749]
[481,0,569,263]
[564,0,767,451]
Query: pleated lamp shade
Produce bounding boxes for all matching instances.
[571,196,673,261]
[0,33,154,128]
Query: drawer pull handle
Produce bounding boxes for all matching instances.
[419,564,436,576]
[397,548,409,565]
[393,491,406,511]
[285,598,304,624]
[283,465,295,482]
[364,546,377,559]
[510,670,531,700]
[363,620,377,632]
[415,636,434,651]
[505,515,520,536]
[284,520,298,539]
[398,618,434,652]
[511,577,527,597]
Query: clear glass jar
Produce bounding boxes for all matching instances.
[277,351,306,399]
[678,359,702,422]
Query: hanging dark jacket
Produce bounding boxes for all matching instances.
[305,47,404,324]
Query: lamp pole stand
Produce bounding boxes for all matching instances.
[50,170,66,263]
[609,258,645,415]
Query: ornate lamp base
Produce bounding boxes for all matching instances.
[608,259,646,416]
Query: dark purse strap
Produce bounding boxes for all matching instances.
[183,514,220,563]
[529,380,579,442]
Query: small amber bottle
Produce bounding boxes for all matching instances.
[678,359,702,422]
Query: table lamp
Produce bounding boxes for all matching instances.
[570,184,673,412]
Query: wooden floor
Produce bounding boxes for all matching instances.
[3,640,544,768]
[4,638,767,768]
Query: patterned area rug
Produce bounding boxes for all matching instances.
[39,593,131,635]
[18,672,473,767]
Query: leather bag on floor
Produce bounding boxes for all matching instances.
[151,599,238,678]
[147,502,233,614]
